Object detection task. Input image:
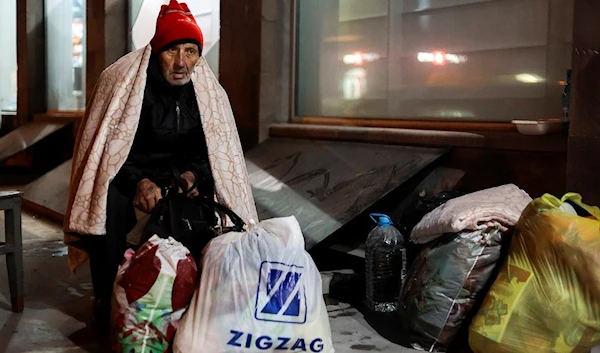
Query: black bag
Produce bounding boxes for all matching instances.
[140,167,246,260]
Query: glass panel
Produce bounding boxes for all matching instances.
[129,0,221,75]
[295,0,574,121]
[0,0,17,112]
[45,0,86,111]
[296,0,390,117]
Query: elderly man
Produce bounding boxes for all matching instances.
[64,0,257,330]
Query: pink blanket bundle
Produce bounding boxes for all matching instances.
[410,184,532,244]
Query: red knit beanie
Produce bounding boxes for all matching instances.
[150,0,204,54]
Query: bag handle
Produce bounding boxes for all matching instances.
[171,165,198,194]
[171,165,246,231]
[199,196,246,231]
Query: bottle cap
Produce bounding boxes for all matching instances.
[370,213,392,227]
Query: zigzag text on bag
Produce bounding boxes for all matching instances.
[227,330,324,352]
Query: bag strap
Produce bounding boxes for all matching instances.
[198,196,246,231]
[172,165,246,231]
[171,165,198,194]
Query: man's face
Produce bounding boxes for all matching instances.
[158,43,200,86]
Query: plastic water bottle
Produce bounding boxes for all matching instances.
[365,213,407,313]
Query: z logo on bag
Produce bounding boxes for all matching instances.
[227,261,325,352]
[254,261,307,324]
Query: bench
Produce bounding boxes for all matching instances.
[0,191,24,312]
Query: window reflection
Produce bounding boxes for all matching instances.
[0,0,17,112]
[46,0,86,111]
[343,68,368,100]
[296,0,574,121]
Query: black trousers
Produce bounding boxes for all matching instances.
[88,183,137,316]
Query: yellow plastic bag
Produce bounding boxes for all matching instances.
[469,193,600,353]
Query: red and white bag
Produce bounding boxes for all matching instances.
[112,236,197,352]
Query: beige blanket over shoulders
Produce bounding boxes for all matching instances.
[64,45,258,271]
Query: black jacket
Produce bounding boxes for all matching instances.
[112,56,214,199]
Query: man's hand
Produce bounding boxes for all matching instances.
[178,171,199,198]
[133,178,162,213]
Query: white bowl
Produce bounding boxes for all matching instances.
[511,119,564,135]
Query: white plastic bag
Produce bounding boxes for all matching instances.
[173,216,334,353]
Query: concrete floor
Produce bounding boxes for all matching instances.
[0,168,447,353]
[0,180,424,353]
[0,209,422,353]
[0,210,109,353]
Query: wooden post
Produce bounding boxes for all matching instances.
[16,0,46,127]
[86,0,128,106]
[219,0,262,151]
[567,0,600,205]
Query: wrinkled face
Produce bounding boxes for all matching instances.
[158,43,200,86]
